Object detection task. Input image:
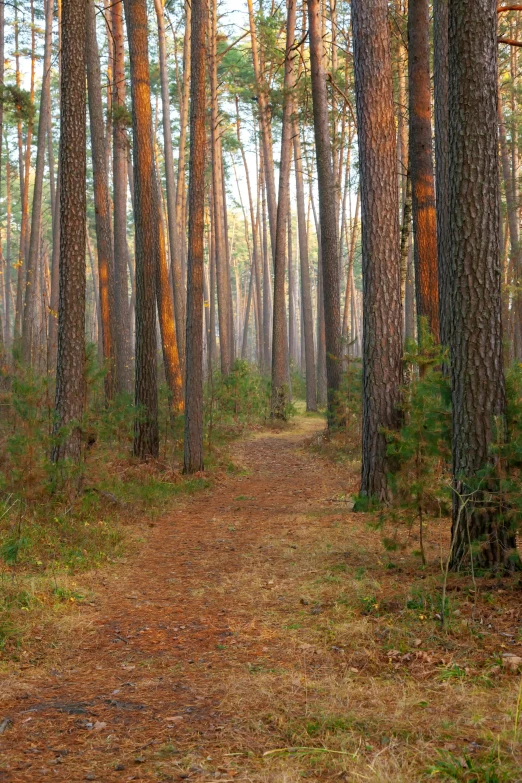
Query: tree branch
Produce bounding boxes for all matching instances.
[498,36,522,46]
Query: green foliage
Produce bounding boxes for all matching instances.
[0,84,35,124]
[290,365,306,401]
[0,361,210,578]
[428,748,515,782]
[205,360,271,449]
[335,358,362,435]
[111,104,132,128]
[0,368,52,496]
[385,323,452,562]
[359,595,380,615]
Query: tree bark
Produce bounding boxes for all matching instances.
[22,0,53,364]
[235,99,261,364]
[260,155,272,371]
[293,127,317,411]
[208,203,218,372]
[86,0,117,401]
[247,0,277,250]
[183,0,207,473]
[448,0,517,570]
[352,0,403,500]
[155,173,184,413]
[405,233,416,341]
[312,199,328,406]
[270,0,296,418]
[308,0,342,426]
[434,0,451,347]
[154,0,185,379]
[209,0,231,376]
[14,4,35,346]
[288,212,296,366]
[408,0,439,340]
[52,0,87,464]
[124,0,160,459]
[498,97,522,354]
[4,138,11,353]
[342,188,360,344]
[113,0,133,395]
[176,0,191,292]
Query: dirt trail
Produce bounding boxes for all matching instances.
[1,415,347,782]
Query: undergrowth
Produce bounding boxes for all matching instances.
[0,355,276,659]
[314,324,522,571]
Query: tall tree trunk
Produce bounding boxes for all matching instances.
[448,0,517,570]
[288,212,296,367]
[113,0,133,394]
[176,0,191,289]
[203,240,212,373]
[434,0,451,346]
[308,0,342,426]
[408,0,439,340]
[87,229,102,359]
[293,128,317,411]
[270,0,296,418]
[22,0,53,364]
[352,0,403,500]
[124,0,159,459]
[47,0,61,370]
[396,0,409,208]
[86,0,117,401]
[241,257,254,359]
[260,158,272,371]
[154,0,185,378]
[52,0,87,464]
[209,0,231,376]
[312,198,328,406]
[235,98,261,364]
[247,0,277,249]
[155,173,184,412]
[4,139,11,352]
[399,173,413,312]
[14,4,35,345]
[222,161,235,368]
[47,100,56,237]
[183,0,207,473]
[342,188,360,342]
[499,97,522,354]
[0,1,4,351]
[405,234,416,341]
[104,0,114,175]
[208,204,218,371]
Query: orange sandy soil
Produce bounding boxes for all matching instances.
[1,415,522,782]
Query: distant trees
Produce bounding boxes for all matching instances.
[270,0,296,419]
[308,0,342,426]
[86,0,116,402]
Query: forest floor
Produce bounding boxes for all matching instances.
[1,412,522,782]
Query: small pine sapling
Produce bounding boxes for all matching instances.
[386,321,451,564]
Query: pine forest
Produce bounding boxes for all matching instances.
[1,1,522,780]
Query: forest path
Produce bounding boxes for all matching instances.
[2,413,354,783]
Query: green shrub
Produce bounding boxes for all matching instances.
[385,323,452,563]
[205,360,271,449]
